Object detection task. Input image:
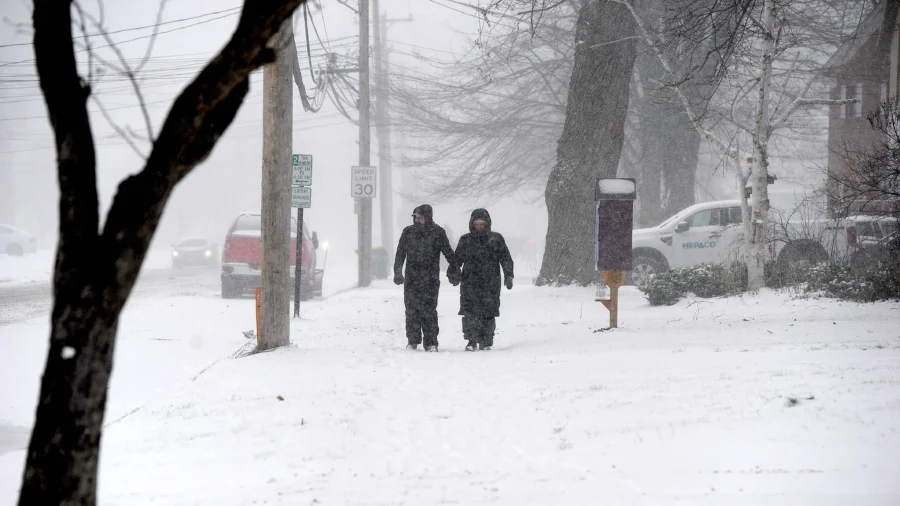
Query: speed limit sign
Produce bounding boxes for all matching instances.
[351,166,377,198]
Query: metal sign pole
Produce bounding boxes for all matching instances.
[294,207,303,317]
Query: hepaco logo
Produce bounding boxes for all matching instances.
[682,241,717,249]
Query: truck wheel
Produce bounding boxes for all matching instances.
[628,255,665,288]
[777,242,827,269]
[6,244,23,256]
[221,279,236,299]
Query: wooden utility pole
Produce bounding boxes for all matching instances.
[372,0,393,260]
[358,0,373,287]
[372,5,411,260]
[260,20,293,349]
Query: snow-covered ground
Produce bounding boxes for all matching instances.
[1,272,899,505]
[0,248,174,287]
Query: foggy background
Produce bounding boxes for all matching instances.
[0,0,549,283]
[0,0,833,281]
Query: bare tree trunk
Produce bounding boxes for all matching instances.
[19,1,305,503]
[747,0,776,290]
[635,96,701,227]
[537,0,638,285]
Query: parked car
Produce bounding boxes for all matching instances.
[220,213,323,299]
[629,200,747,286]
[849,230,899,272]
[627,200,875,287]
[171,237,218,268]
[0,224,37,256]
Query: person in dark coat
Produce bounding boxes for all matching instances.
[394,204,458,352]
[453,208,514,351]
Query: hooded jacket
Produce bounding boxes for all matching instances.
[393,204,456,283]
[454,208,514,317]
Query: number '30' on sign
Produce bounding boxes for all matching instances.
[350,166,377,198]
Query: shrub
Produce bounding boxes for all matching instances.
[641,258,900,306]
[805,260,900,302]
[640,263,747,306]
[641,271,682,306]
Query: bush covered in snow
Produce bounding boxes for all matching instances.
[640,263,747,306]
[804,261,900,302]
[641,259,900,305]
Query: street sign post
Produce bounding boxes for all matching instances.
[291,186,311,208]
[292,154,313,186]
[351,166,377,198]
[292,154,313,317]
[594,178,636,329]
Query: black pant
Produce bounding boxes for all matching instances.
[404,279,440,347]
[462,315,496,346]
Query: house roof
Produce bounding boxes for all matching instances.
[822,0,896,71]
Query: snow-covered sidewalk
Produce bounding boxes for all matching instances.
[4,283,894,504]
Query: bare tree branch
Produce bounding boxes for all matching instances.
[90,95,145,158]
[20,1,308,503]
[80,7,160,144]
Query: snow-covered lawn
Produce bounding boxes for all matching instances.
[1,280,899,505]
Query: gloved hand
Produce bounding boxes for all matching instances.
[505,277,513,290]
[448,272,460,286]
[393,274,404,285]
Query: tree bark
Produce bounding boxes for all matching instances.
[20,1,305,504]
[747,0,775,291]
[260,19,293,350]
[537,0,638,285]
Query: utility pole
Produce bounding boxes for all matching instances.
[372,5,412,260]
[358,0,373,287]
[260,20,293,349]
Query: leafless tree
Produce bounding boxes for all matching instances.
[537,0,638,285]
[19,0,306,503]
[828,98,900,218]
[389,6,576,200]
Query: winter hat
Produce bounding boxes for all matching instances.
[468,208,492,232]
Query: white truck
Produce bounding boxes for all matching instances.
[628,199,894,287]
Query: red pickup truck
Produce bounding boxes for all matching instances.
[220,212,323,299]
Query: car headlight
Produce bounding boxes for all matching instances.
[205,250,212,257]
[172,251,179,257]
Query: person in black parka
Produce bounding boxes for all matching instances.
[394,204,457,352]
[454,208,514,351]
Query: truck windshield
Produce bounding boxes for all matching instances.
[233,215,298,232]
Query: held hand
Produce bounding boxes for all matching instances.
[393,274,404,285]
[505,277,513,290]
[448,273,460,286]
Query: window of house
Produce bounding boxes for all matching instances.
[840,85,847,119]
[855,83,863,117]
[842,83,863,119]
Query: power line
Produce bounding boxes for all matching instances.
[0,11,240,68]
[0,7,243,49]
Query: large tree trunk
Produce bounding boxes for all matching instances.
[19,1,304,503]
[537,0,638,285]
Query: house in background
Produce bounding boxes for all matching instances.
[824,0,900,218]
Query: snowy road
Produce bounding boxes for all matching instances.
[0,266,217,326]
[1,278,899,505]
